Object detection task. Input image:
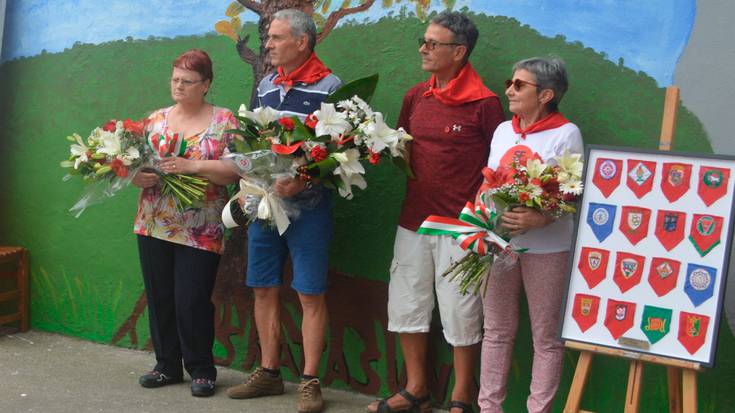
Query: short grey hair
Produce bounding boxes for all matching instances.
[431,11,479,61]
[512,57,569,112]
[273,9,317,51]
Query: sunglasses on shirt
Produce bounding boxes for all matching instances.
[505,78,540,91]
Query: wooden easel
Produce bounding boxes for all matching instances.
[563,87,702,413]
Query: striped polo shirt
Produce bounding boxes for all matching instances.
[253,72,342,119]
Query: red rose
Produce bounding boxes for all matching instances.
[278,117,295,131]
[310,146,328,162]
[542,178,560,195]
[123,118,145,135]
[305,113,318,129]
[530,178,542,186]
[102,119,117,132]
[367,150,381,165]
[519,192,530,202]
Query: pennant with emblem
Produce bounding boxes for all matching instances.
[626,159,656,199]
[654,210,686,251]
[697,166,730,206]
[647,257,681,297]
[613,252,645,293]
[660,162,692,202]
[592,158,622,198]
[619,206,651,245]
[640,305,672,344]
[604,299,636,340]
[684,263,717,307]
[586,203,617,242]
[578,247,610,289]
[678,311,710,355]
[572,294,601,333]
[688,214,723,257]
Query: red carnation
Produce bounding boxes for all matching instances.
[530,178,542,186]
[102,119,117,132]
[305,113,318,129]
[519,192,530,202]
[111,158,128,177]
[278,117,295,131]
[310,146,328,162]
[368,150,380,165]
[123,118,145,135]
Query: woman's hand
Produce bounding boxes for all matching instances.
[500,206,552,236]
[273,177,307,198]
[159,157,199,175]
[132,171,160,188]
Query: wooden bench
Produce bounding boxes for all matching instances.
[0,247,29,332]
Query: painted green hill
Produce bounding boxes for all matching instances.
[0,12,723,413]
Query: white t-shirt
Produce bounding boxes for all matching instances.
[487,120,584,253]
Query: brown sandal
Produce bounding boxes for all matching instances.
[371,388,431,413]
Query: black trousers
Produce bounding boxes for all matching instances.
[137,235,219,380]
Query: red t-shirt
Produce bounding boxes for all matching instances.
[397,82,505,231]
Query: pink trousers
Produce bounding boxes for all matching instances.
[478,251,569,413]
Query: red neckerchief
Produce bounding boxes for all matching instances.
[422,63,496,106]
[512,112,570,139]
[273,52,332,87]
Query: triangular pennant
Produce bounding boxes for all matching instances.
[660,163,692,202]
[604,299,636,340]
[577,247,610,289]
[684,263,717,307]
[619,206,651,245]
[678,311,710,355]
[587,203,617,242]
[613,251,645,293]
[647,257,681,297]
[592,158,623,198]
[688,214,723,257]
[697,166,730,207]
[626,159,656,199]
[654,210,686,251]
[572,294,601,333]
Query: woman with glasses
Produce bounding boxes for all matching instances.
[478,57,583,413]
[132,48,239,398]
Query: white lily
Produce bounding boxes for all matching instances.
[238,104,280,127]
[555,150,583,178]
[69,133,89,169]
[524,158,547,179]
[336,170,367,200]
[121,146,141,165]
[97,130,122,156]
[313,102,352,139]
[332,148,365,177]
[361,112,403,156]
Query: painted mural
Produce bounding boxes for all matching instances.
[2,0,735,411]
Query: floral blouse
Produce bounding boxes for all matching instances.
[134,106,237,254]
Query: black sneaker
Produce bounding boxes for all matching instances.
[139,370,183,388]
[191,378,216,397]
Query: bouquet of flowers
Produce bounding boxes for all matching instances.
[419,151,584,295]
[61,119,146,216]
[146,131,209,211]
[223,74,413,234]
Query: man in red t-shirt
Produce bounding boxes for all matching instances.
[368,11,505,413]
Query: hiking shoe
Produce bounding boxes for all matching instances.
[138,370,183,388]
[191,378,216,397]
[226,367,285,399]
[297,378,324,413]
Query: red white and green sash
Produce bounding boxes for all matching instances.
[149,131,187,157]
[418,201,509,255]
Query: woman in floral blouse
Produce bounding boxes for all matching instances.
[132,49,238,398]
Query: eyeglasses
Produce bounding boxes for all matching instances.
[505,78,539,91]
[171,77,203,87]
[418,38,462,51]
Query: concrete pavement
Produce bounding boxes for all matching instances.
[0,330,448,413]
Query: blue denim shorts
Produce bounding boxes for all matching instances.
[246,196,332,295]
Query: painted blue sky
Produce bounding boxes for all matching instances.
[1,0,695,86]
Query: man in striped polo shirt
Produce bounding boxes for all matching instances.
[226,9,340,413]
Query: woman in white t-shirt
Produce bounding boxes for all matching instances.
[478,57,583,413]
